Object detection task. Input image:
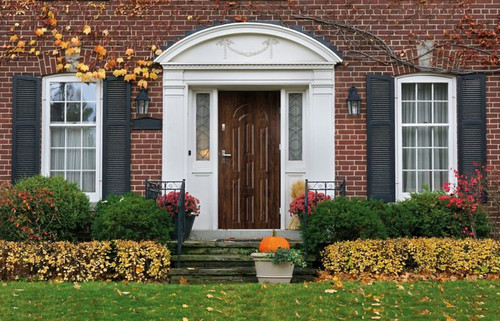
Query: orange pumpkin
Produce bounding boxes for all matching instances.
[258,230,290,253]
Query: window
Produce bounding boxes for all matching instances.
[196,93,210,160]
[42,76,101,202]
[288,93,303,161]
[396,76,456,199]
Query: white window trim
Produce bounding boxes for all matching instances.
[395,74,457,200]
[41,75,103,202]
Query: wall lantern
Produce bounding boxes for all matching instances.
[346,86,361,115]
[135,88,150,115]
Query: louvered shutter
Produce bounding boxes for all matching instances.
[12,75,41,183]
[366,75,395,202]
[457,74,486,176]
[102,77,131,198]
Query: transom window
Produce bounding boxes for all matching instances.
[42,76,102,202]
[396,76,456,199]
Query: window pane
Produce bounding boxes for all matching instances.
[67,128,81,147]
[195,93,210,161]
[417,83,432,100]
[402,83,415,100]
[417,102,431,123]
[402,102,415,123]
[433,127,448,147]
[82,128,96,147]
[50,171,64,178]
[418,171,431,191]
[50,83,65,101]
[403,171,416,193]
[82,172,96,192]
[417,127,431,147]
[433,102,448,123]
[66,83,81,101]
[417,149,432,169]
[83,149,96,170]
[402,149,416,169]
[67,171,80,185]
[434,83,448,100]
[50,103,64,122]
[82,103,96,123]
[434,171,448,190]
[51,128,65,147]
[66,103,81,122]
[289,93,303,161]
[82,83,97,101]
[50,150,64,170]
[402,127,416,147]
[66,149,81,169]
[434,149,448,169]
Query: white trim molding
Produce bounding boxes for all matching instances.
[156,23,341,231]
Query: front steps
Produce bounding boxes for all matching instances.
[168,240,317,284]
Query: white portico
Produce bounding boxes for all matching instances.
[155,23,342,233]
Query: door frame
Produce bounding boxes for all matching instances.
[156,23,341,231]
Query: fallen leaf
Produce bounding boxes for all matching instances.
[443,312,456,321]
[2,283,6,287]
[73,282,81,290]
[396,284,405,290]
[295,311,300,318]
[324,289,337,294]
[420,309,431,315]
[117,289,122,296]
[371,317,381,320]
[334,280,343,289]
[295,298,300,305]
[419,296,431,302]
[438,284,444,292]
[206,307,214,312]
[182,318,188,321]
[206,294,214,298]
[179,277,189,285]
[182,304,188,308]
[443,299,455,308]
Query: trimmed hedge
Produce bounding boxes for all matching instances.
[0,240,170,282]
[322,238,500,276]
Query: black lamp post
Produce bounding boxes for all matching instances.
[346,86,361,115]
[135,88,150,115]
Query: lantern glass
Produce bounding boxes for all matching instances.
[346,86,361,115]
[135,88,150,115]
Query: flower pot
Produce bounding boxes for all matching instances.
[251,252,294,284]
[172,215,196,241]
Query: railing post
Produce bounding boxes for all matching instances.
[177,179,186,268]
[304,179,309,264]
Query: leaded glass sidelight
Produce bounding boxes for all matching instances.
[288,93,303,161]
[196,93,210,160]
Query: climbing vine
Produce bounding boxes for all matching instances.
[1,0,499,88]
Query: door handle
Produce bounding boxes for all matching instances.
[221,149,232,157]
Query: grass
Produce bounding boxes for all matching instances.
[0,280,498,320]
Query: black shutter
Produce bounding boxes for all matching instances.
[457,74,486,176]
[102,77,131,198]
[366,75,395,202]
[12,75,41,183]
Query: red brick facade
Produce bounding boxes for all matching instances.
[0,0,499,225]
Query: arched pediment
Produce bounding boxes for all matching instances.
[155,23,342,66]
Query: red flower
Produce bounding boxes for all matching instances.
[289,191,331,216]
[157,191,200,217]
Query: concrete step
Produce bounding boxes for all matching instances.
[169,267,317,284]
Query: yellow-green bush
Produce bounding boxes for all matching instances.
[0,240,170,282]
[322,238,500,276]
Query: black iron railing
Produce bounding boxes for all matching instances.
[303,179,346,260]
[145,179,186,268]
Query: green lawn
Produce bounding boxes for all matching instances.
[0,280,498,320]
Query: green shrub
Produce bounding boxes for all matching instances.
[383,190,491,238]
[301,197,387,255]
[0,176,90,241]
[92,193,173,242]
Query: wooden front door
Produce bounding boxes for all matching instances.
[218,91,280,229]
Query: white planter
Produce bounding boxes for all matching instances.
[251,252,294,284]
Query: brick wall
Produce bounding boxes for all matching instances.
[0,1,498,226]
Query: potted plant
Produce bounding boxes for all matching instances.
[251,231,306,284]
[157,191,200,240]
